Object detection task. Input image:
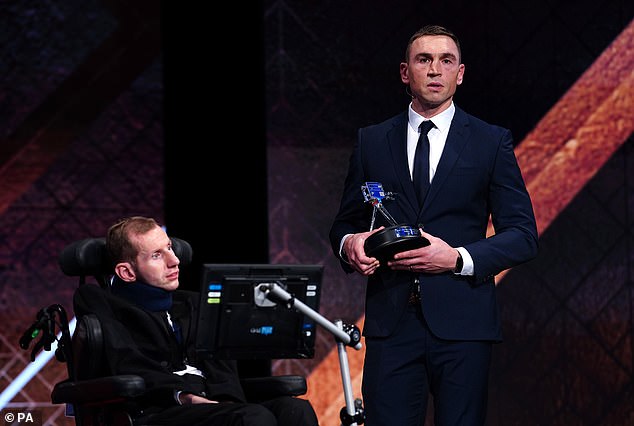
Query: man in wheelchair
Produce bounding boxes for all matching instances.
[71,216,318,426]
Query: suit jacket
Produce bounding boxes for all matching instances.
[329,107,538,341]
[73,284,247,410]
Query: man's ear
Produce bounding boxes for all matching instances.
[456,63,465,85]
[114,262,136,282]
[400,62,409,84]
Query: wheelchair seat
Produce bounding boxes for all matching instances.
[20,237,308,426]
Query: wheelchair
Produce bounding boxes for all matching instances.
[20,237,309,426]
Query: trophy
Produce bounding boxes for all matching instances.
[362,182,429,261]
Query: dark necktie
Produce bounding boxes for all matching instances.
[413,120,435,207]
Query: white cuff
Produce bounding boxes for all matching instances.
[455,247,474,276]
[339,234,353,264]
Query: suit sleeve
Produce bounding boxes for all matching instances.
[329,129,372,272]
[465,129,538,282]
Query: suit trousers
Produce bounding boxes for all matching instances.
[362,304,492,426]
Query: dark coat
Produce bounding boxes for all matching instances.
[73,284,247,410]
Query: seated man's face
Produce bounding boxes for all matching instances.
[126,226,180,291]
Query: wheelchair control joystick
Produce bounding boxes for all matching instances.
[19,304,73,373]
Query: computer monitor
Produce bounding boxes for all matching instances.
[195,263,323,360]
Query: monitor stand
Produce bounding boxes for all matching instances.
[255,282,365,426]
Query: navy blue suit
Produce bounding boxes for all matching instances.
[329,106,538,425]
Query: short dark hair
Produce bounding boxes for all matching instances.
[405,25,461,63]
[106,216,160,264]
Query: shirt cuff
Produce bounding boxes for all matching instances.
[339,234,352,264]
[455,247,474,276]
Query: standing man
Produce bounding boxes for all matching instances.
[329,25,538,425]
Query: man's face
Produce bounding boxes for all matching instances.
[400,34,465,116]
[128,226,180,291]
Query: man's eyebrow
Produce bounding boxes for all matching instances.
[415,51,457,59]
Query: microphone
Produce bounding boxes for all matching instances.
[19,308,49,350]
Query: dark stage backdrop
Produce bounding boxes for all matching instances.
[0,1,632,425]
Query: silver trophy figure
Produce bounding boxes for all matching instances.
[361,182,429,261]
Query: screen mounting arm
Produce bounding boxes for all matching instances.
[255,282,365,426]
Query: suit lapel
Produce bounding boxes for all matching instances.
[387,114,420,216]
[421,108,470,212]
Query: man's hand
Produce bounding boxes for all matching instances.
[179,392,219,405]
[388,230,460,273]
[343,227,383,275]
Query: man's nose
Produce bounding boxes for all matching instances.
[428,59,441,74]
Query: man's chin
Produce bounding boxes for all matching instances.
[165,281,179,291]
[419,96,452,113]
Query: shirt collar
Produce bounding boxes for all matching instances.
[408,101,456,133]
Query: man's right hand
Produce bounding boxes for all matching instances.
[343,227,383,275]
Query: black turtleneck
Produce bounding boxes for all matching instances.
[110,276,173,312]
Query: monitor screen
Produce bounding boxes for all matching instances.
[196,263,323,360]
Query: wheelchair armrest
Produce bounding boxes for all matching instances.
[240,375,307,402]
[51,375,146,405]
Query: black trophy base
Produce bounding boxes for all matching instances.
[364,224,430,262]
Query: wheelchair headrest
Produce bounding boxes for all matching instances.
[59,237,193,277]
